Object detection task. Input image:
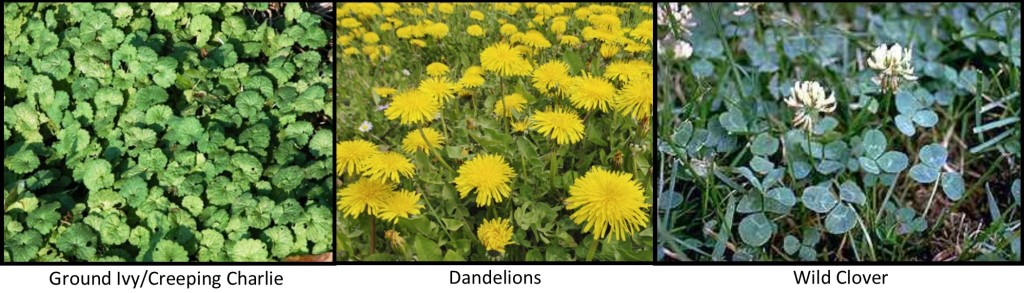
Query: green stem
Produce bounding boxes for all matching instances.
[853,205,877,261]
[585,237,599,261]
[922,172,944,220]
[369,217,376,256]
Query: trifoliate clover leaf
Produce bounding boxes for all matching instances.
[825,203,856,234]
[153,240,189,262]
[876,151,909,173]
[766,187,796,207]
[838,181,866,205]
[229,239,269,262]
[910,143,947,184]
[801,185,837,214]
[738,213,774,247]
[862,129,887,159]
[57,223,97,261]
[783,235,800,255]
[941,172,965,201]
[188,14,213,47]
[6,149,40,175]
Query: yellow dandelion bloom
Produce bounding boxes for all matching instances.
[453,154,517,207]
[477,218,514,253]
[426,62,450,77]
[551,20,567,35]
[373,86,397,98]
[343,47,359,55]
[469,10,485,21]
[630,20,653,43]
[494,93,528,118]
[568,74,616,112]
[338,178,394,218]
[363,32,380,44]
[464,66,484,77]
[599,43,620,58]
[425,23,449,38]
[567,166,650,240]
[559,35,581,47]
[532,60,570,94]
[604,60,648,82]
[458,73,485,89]
[385,90,438,125]
[401,128,445,153]
[480,42,533,77]
[337,139,380,176]
[418,76,458,103]
[340,18,360,28]
[530,108,585,145]
[499,23,519,36]
[511,121,530,133]
[614,77,653,120]
[360,151,416,182]
[438,3,454,14]
[519,30,552,49]
[467,24,485,37]
[338,35,354,46]
[376,190,424,223]
[410,39,427,47]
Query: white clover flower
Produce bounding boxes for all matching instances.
[358,120,373,132]
[674,40,693,60]
[785,81,836,130]
[733,3,764,16]
[657,4,696,35]
[867,43,917,93]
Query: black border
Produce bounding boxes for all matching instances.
[651,2,1023,266]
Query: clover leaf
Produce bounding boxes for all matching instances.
[894,90,939,137]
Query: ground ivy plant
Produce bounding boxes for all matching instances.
[4,3,332,262]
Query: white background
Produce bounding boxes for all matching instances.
[0,265,1020,292]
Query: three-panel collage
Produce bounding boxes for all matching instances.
[2,2,1019,265]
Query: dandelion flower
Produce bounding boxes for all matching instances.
[500,23,519,36]
[530,108,585,145]
[363,32,380,44]
[410,39,427,47]
[458,72,485,89]
[785,81,837,130]
[630,20,654,43]
[551,20,568,35]
[453,154,517,207]
[401,128,445,153]
[532,61,570,94]
[599,43,620,58]
[615,78,653,120]
[867,43,917,93]
[568,74,616,112]
[477,218,514,254]
[519,30,552,49]
[338,178,394,218]
[480,42,533,77]
[358,120,373,132]
[511,121,530,133]
[494,93,528,118]
[566,167,650,240]
[425,23,449,38]
[467,24,485,37]
[385,90,439,125]
[469,10,485,21]
[361,151,416,182]
[384,229,406,251]
[376,190,423,223]
[559,35,581,47]
[604,60,648,82]
[418,76,458,103]
[337,139,380,176]
[426,62,450,77]
[373,86,397,97]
